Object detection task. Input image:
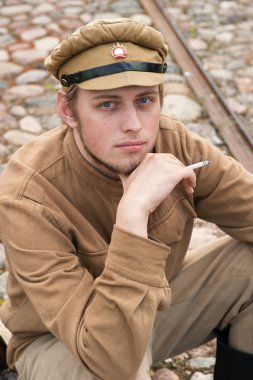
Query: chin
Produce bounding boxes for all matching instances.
[115,159,142,176]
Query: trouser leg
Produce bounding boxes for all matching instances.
[15,334,100,380]
[153,236,253,363]
[137,235,253,379]
[15,333,153,380]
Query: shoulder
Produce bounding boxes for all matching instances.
[159,113,191,144]
[159,113,186,132]
[156,113,215,164]
[0,125,69,202]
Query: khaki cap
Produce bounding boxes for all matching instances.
[44,18,168,91]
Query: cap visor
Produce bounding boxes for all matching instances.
[76,71,165,90]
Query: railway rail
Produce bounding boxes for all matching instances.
[139,0,253,173]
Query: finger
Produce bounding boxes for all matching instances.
[182,165,196,191]
[182,178,195,194]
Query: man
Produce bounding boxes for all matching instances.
[0,18,253,380]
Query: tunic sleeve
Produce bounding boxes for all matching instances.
[0,199,171,380]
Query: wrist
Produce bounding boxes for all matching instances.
[116,199,149,238]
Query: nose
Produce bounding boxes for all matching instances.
[120,105,142,133]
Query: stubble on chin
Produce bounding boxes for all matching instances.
[76,127,144,177]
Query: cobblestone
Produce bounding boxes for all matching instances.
[162,94,203,122]
[19,115,43,134]
[0,5,33,16]
[190,373,213,380]
[3,129,37,146]
[9,105,27,117]
[0,61,23,78]
[0,49,9,61]
[16,69,48,84]
[188,357,215,370]
[11,48,49,65]
[4,84,44,100]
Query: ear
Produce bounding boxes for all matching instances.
[56,89,78,129]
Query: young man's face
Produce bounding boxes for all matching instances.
[69,85,161,179]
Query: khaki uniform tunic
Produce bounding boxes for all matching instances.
[0,114,253,379]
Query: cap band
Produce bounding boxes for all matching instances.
[60,61,167,87]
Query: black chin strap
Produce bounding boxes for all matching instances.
[60,61,167,87]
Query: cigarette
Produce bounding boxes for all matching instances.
[187,160,211,169]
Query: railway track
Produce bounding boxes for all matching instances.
[139,0,253,173]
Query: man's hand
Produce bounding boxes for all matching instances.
[116,154,196,238]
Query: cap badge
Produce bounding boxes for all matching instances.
[110,43,127,59]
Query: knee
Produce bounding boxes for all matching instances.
[223,239,253,277]
[239,242,253,272]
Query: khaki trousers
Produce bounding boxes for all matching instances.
[16,236,253,380]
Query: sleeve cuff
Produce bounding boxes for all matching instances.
[105,225,170,287]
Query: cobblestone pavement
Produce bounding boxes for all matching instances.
[160,0,253,141]
[0,0,252,379]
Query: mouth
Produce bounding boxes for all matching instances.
[115,140,146,153]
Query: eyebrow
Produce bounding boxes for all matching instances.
[91,90,159,100]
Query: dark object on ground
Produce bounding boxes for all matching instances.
[0,337,17,379]
[0,337,7,371]
[214,327,253,379]
[0,370,17,380]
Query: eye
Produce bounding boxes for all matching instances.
[101,101,113,108]
[137,97,151,104]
